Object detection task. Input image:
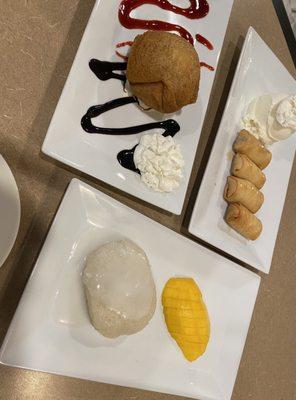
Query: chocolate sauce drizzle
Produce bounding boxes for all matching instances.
[81,59,180,173]
[89,59,127,82]
[81,96,179,137]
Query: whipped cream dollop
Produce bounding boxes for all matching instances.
[242,94,296,145]
[276,95,296,130]
[134,133,185,193]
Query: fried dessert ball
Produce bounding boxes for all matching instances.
[126,31,200,113]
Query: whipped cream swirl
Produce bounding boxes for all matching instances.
[134,133,184,193]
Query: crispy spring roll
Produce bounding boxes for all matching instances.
[231,154,266,189]
[224,176,264,213]
[225,203,262,240]
[233,130,272,170]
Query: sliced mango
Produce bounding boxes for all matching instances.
[162,278,210,362]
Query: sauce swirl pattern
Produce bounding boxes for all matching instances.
[118,0,209,45]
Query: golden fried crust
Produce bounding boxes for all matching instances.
[126,31,200,113]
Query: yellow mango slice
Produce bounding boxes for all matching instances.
[162,278,210,362]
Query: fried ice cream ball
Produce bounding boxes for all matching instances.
[126,31,200,113]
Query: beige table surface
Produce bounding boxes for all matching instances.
[0,1,295,399]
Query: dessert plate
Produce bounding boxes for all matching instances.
[189,27,296,273]
[42,0,234,214]
[0,155,21,268]
[0,179,260,400]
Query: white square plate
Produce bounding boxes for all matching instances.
[189,27,296,273]
[0,179,260,400]
[42,0,234,215]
